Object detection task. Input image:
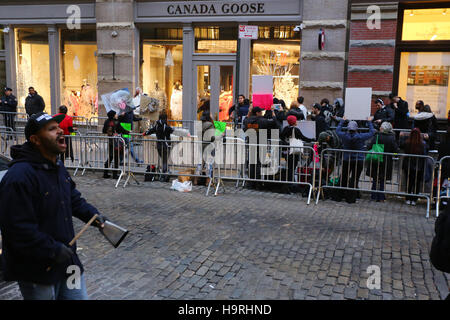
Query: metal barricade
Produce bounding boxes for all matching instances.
[215,139,316,204]
[316,148,436,218]
[72,116,89,133]
[124,134,213,192]
[88,116,107,132]
[80,135,126,188]
[436,155,450,217]
[0,111,28,131]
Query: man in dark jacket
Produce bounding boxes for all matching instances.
[228,95,249,123]
[373,98,394,129]
[0,112,106,300]
[25,87,45,116]
[388,93,409,130]
[311,103,329,139]
[1,87,18,131]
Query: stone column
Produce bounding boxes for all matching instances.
[48,25,61,115]
[238,38,251,99]
[182,24,194,124]
[96,0,136,118]
[4,25,17,97]
[299,0,350,106]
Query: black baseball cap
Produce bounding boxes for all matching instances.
[25,112,65,141]
[252,106,263,114]
[4,87,12,92]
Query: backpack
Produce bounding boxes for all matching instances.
[430,204,450,273]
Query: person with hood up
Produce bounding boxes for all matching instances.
[0,112,106,299]
[412,101,437,150]
[142,112,190,182]
[366,121,399,202]
[330,98,345,127]
[317,129,342,175]
[25,87,46,117]
[336,117,376,203]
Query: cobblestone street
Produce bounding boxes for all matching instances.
[1,171,449,300]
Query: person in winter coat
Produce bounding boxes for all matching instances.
[311,103,329,138]
[438,122,450,189]
[297,96,308,121]
[366,122,399,202]
[336,117,376,203]
[116,110,143,163]
[0,112,106,300]
[53,105,74,163]
[401,127,428,205]
[228,95,249,123]
[373,98,394,129]
[102,110,122,179]
[197,112,216,178]
[412,101,438,150]
[286,101,305,121]
[25,87,45,116]
[317,129,342,174]
[280,115,314,184]
[330,98,345,127]
[1,87,18,131]
[142,112,190,182]
[388,93,409,130]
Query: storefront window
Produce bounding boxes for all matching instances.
[16,28,51,113]
[251,27,300,108]
[142,37,183,120]
[61,29,98,118]
[402,8,450,41]
[195,27,237,53]
[398,52,450,118]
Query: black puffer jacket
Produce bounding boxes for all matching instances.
[25,92,45,116]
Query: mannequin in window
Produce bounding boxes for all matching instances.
[149,80,167,112]
[170,81,183,120]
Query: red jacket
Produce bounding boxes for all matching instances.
[54,113,73,136]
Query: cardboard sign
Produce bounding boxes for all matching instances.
[282,120,316,140]
[252,75,273,94]
[344,88,372,120]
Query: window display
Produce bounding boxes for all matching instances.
[61,29,98,118]
[402,8,450,41]
[195,27,237,54]
[16,28,51,113]
[398,52,450,118]
[251,41,300,108]
[142,43,183,120]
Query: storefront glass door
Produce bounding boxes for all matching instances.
[194,61,235,122]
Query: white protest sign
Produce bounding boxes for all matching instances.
[252,75,273,94]
[239,25,258,39]
[344,88,372,120]
[282,120,316,140]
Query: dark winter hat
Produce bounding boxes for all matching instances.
[107,110,116,119]
[287,115,297,126]
[312,103,321,110]
[318,131,331,144]
[4,87,12,92]
[348,121,358,132]
[25,112,65,141]
[375,98,385,106]
[252,106,263,114]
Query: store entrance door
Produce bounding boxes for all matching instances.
[193,60,236,122]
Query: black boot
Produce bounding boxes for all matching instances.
[103,171,111,179]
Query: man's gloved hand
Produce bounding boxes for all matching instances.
[93,214,108,229]
[55,244,74,264]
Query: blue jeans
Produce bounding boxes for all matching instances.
[18,274,88,300]
[124,137,139,161]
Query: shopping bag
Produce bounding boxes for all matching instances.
[170,179,192,192]
[365,135,384,163]
[289,127,303,155]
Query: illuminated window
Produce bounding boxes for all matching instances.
[15,28,51,113]
[398,52,450,118]
[61,29,98,118]
[195,27,237,53]
[0,61,6,92]
[402,8,450,41]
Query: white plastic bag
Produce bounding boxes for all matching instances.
[170,179,192,192]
